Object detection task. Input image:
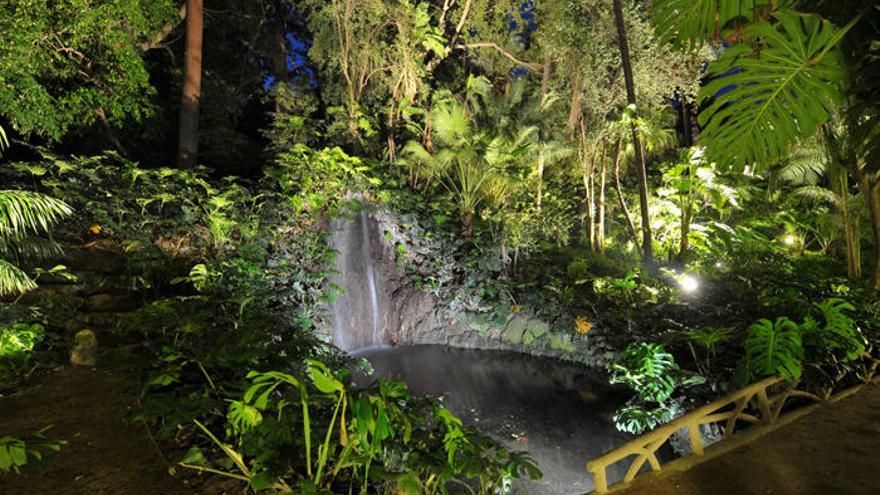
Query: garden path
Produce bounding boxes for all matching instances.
[0,347,186,495]
[611,382,880,495]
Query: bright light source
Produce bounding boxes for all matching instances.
[715,261,723,268]
[784,234,797,246]
[680,275,699,293]
[626,241,634,252]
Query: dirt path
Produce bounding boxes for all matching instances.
[612,382,880,495]
[0,349,186,495]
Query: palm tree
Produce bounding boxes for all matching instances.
[0,127,72,296]
[612,0,653,265]
[400,88,534,236]
[775,127,863,279]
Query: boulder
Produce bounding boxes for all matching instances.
[70,329,98,366]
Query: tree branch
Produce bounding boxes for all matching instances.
[454,43,542,72]
[141,3,187,52]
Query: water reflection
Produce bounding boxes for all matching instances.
[354,345,632,494]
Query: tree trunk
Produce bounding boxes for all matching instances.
[612,0,653,264]
[614,139,641,255]
[597,142,607,253]
[536,149,545,215]
[271,0,289,113]
[177,0,204,169]
[860,171,880,289]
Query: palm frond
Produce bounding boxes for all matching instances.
[0,258,37,297]
[0,236,64,268]
[0,190,72,241]
[698,12,851,170]
[431,102,471,146]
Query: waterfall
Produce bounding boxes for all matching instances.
[329,209,391,352]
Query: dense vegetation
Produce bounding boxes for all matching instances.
[1,0,879,493]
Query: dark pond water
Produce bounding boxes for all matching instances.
[352,345,633,494]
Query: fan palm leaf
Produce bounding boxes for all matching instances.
[699,12,853,170]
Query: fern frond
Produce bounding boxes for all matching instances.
[698,12,851,170]
[793,185,840,207]
[776,144,827,185]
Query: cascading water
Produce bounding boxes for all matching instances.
[329,209,391,351]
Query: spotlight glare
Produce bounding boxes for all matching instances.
[680,275,699,293]
[784,234,796,246]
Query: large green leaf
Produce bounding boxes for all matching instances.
[698,12,850,170]
[745,317,803,381]
[651,0,791,49]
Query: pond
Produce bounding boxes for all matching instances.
[353,345,633,494]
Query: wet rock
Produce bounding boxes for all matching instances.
[522,320,549,346]
[70,329,98,366]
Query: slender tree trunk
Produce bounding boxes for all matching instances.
[536,149,545,215]
[567,67,582,138]
[679,195,692,260]
[95,108,128,156]
[178,0,204,169]
[612,0,653,264]
[597,142,607,253]
[614,139,641,255]
[271,0,289,112]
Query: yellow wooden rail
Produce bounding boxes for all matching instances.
[586,375,823,493]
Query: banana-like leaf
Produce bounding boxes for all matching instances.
[698,12,851,170]
[651,0,791,49]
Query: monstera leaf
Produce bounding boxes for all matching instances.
[651,0,792,49]
[745,317,804,381]
[698,12,851,170]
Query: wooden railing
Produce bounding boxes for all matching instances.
[586,376,823,493]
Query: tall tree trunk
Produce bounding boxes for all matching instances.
[823,126,861,279]
[860,171,880,289]
[567,67,582,138]
[178,0,204,169]
[614,139,641,255]
[612,0,653,264]
[536,149,545,215]
[271,0,289,112]
[678,194,692,261]
[597,142,607,253]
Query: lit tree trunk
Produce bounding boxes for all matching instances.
[614,138,640,255]
[178,0,204,169]
[613,0,653,264]
[823,126,861,279]
[679,191,693,260]
[597,142,607,253]
[272,0,289,113]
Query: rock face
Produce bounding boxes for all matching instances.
[70,329,98,366]
[322,201,607,364]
